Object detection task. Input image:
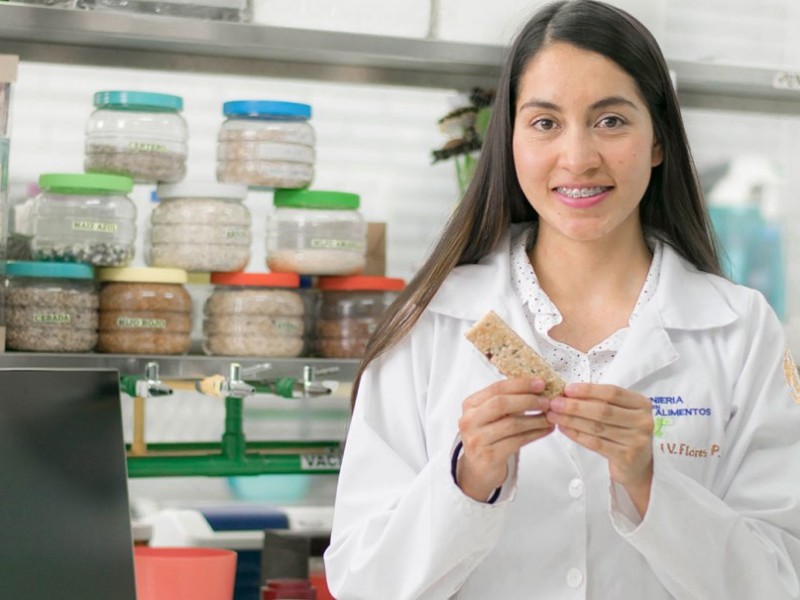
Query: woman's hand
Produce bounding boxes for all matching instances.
[457,378,554,502]
[545,382,654,517]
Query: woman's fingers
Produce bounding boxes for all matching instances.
[544,383,654,489]
[457,378,554,501]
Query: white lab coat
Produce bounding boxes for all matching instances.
[324,225,800,600]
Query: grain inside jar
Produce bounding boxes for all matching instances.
[96,267,192,355]
[203,271,307,357]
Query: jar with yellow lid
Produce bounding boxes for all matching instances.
[96,266,191,355]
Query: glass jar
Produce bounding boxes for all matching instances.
[85,91,188,183]
[96,267,192,355]
[31,173,136,267]
[148,182,251,272]
[5,261,98,352]
[203,272,306,357]
[216,100,315,189]
[316,275,404,358]
[266,189,367,275]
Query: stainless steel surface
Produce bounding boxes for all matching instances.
[672,59,800,116]
[0,3,504,89]
[0,5,797,111]
[0,352,360,380]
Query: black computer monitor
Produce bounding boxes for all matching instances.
[0,368,137,600]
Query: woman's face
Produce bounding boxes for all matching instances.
[512,42,662,245]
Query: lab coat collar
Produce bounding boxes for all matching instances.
[427,223,739,333]
[653,244,739,331]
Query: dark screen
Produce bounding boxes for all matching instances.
[0,369,137,599]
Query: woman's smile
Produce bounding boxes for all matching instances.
[553,185,614,208]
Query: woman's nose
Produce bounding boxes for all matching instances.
[558,128,601,173]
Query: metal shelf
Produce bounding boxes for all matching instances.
[2,4,800,113]
[0,352,360,380]
[0,3,504,89]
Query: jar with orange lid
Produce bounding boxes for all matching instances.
[315,275,404,358]
[96,266,192,355]
[203,272,306,357]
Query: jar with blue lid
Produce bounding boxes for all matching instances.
[5,261,99,352]
[216,100,315,189]
[31,173,137,267]
[85,90,188,183]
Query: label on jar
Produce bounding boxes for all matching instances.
[128,141,167,153]
[72,221,118,234]
[225,227,248,240]
[310,239,365,251]
[274,318,301,334]
[116,316,167,329]
[300,453,341,471]
[33,312,71,324]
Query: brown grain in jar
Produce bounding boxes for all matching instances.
[96,267,191,355]
[315,276,404,358]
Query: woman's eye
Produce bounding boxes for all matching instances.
[598,116,624,128]
[533,118,556,131]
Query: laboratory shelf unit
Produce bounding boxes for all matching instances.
[0,4,799,113]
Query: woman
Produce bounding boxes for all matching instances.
[324,1,800,598]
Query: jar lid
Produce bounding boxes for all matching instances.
[39,173,134,195]
[93,91,184,112]
[210,272,300,288]
[318,276,405,291]
[223,100,311,120]
[6,261,94,280]
[156,182,248,201]
[273,189,360,210]
[97,267,188,284]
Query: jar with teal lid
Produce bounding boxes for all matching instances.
[31,173,137,267]
[217,100,315,189]
[85,90,188,183]
[5,261,98,352]
[266,189,366,275]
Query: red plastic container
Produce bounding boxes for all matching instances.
[261,578,317,599]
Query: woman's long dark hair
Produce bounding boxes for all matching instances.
[352,0,721,405]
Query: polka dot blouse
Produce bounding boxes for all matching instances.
[509,225,664,385]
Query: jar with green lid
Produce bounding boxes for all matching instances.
[31,173,137,267]
[148,181,252,272]
[217,100,314,189]
[85,91,188,183]
[266,189,366,275]
[203,272,306,357]
[96,266,192,355]
[5,261,98,352]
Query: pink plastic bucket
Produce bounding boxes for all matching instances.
[134,547,237,600]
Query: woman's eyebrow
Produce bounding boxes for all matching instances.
[517,95,639,112]
[590,95,639,111]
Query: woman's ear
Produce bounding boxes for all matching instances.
[651,140,664,167]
